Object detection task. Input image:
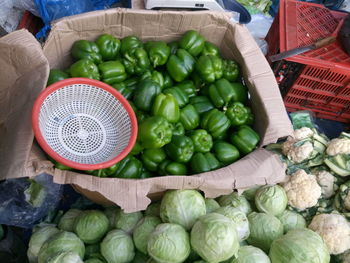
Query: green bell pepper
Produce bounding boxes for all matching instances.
[139,116,173,149]
[231,82,248,104]
[208,78,235,108]
[136,111,149,124]
[188,129,213,153]
[191,71,205,90]
[163,72,174,89]
[52,160,73,171]
[175,80,197,98]
[145,41,171,67]
[230,125,260,155]
[87,163,120,177]
[171,122,185,136]
[133,79,161,111]
[168,41,179,55]
[189,96,214,115]
[98,61,127,84]
[130,141,144,156]
[163,87,189,108]
[246,108,255,126]
[201,109,231,139]
[124,77,139,92]
[120,36,143,56]
[225,102,250,126]
[140,70,164,89]
[112,82,133,99]
[179,30,205,57]
[140,168,153,178]
[47,69,69,86]
[222,60,240,82]
[70,59,100,80]
[201,41,220,57]
[141,148,167,172]
[71,40,102,64]
[213,141,240,165]
[95,34,120,61]
[123,48,151,75]
[114,156,143,179]
[190,152,220,174]
[158,160,187,175]
[180,104,200,130]
[195,55,223,83]
[152,93,180,123]
[166,49,195,82]
[165,135,194,163]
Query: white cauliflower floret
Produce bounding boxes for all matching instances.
[283,169,321,210]
[293,127,314,140]
[314,170,336,198]
[287,141,314,163]
[309,213,350,255]
[282,136,295,156]
[326,138,350,156]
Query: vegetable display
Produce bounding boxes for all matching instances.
[29,183,350,263]
[47,31,260,178]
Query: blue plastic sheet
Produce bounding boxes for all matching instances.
[34,0,120,38]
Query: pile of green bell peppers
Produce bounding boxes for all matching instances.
[49,31,260,178]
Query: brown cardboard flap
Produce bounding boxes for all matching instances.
[0,30,49,180]
[54,149,286,212]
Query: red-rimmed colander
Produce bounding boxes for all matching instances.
[32,78,138,171]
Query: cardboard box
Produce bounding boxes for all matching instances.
[0,8,293,212]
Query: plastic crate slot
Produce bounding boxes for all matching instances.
[322,70,347,84]
[284,95,304,105]
[314,82,341,95]
[329,97,350,107]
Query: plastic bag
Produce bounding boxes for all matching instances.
[13,0,39,16]
[0,227,28,263]
[245,14,273,55]
[0,173,62,229]
[34,0,120,39]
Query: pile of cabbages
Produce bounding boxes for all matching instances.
[27,181,350,263]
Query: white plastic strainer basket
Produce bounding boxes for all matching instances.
[32,78,138,170]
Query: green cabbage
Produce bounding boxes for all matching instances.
[242,186,260,201]
[269,228,330,263]
[205,198,220,214]
[148,223,190,263]
[37,231,85,263]
[160,190,206,230]
[46,251,83,263]
[84,243,101,260]
[115,210,143,233]
[191,213,239,263]
[85,258,106,263]
[145,202,161,217]
[131,250,150,263]
[27,225,60,263]
[104,207,120,230]
[101,229,135,263]
[215,206,250,241]
[231,246,271,263]
[133,216,161,254]
[278,210,306,233]
[247,212,283,253]
[218,192,252,215]
[58,209,82,232]
[255,185,287,216]
[74,210,109,244]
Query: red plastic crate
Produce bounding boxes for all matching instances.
[266,0,350,123]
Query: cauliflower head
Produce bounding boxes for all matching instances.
[282,138,314,164]
[326,138,350,156]
[293,127,314,140]
[314,170,336,199]
[283,169,321,210]
[309,213,350,255]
